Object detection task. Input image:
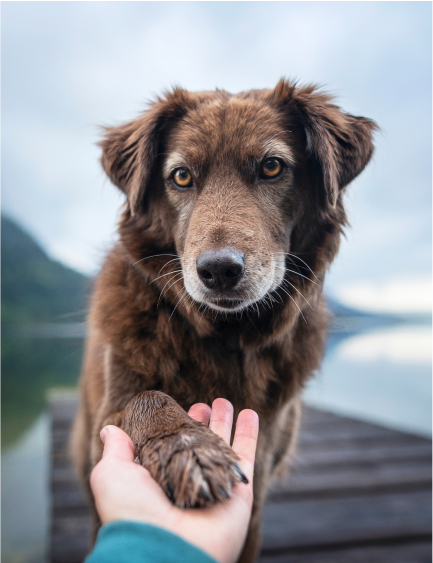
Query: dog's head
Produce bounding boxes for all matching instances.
[100,80,376,316]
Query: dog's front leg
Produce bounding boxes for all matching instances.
[237,458,271,563]
[238,506,263,563]
[120,390,248,508]
[238,401,301,563]
[90,410,124,466]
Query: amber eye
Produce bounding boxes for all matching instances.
[172,168,193,188]
[261,158,283,178]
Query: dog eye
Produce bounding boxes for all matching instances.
[172,168,193,188]
[261,158,283,179]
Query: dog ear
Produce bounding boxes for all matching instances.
[99,89,196,215]
[269,80,378,207]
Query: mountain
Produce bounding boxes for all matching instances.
[326,296,369,318]
[1,215,91,324]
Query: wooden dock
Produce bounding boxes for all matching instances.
[50,392,432,563]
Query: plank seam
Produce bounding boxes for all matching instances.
[260,532,433,557]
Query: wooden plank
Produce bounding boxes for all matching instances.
[269,414,432,498]
[300,414,398,433]
[299,424,422,445]
[301,406,344,425]
[297,433,429,459]
[260,491,432,552]
[258,541,433,563]
[52,514,91,535]
[293,441,432,466]
[49,393,89,563]
[268,456,431,499]
[300,407,429,445]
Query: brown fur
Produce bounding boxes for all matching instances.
[120,390,247,507]
[71,79,376,562]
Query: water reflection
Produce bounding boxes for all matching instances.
[2,336,84,447]
[2,415,49,563]
[2,335,84,563]
[304,323,432,437]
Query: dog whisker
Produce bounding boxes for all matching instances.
[168,289,188,320]
[270,252,320,282]
[158,273,184,307]
[159,271,184,295]
[285,268,318,285]
[157,257,182,276]
[183,287,202,314]
[278,286,307,323]
[285,259,307,279]
[160,274,184,297]
[286,254,319,282]
[258,295,271,311]
[172,281,204,317]
[269,253,309,274]
[151,269,183,284]
[133,253,180,266]
[282,280,314,310]
[198,304,210,326]
[169,288,189,320]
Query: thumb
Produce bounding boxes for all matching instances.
[100,425,136,463]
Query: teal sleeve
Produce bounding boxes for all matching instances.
[85,521,219,563]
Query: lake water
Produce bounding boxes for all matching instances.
[305,323,432,437]
[2,321,431,563]
[2,337,84,563]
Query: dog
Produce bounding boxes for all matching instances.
[71,79,376,562]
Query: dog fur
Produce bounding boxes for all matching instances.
[71,79,376,562]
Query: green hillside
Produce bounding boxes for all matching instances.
[1,215,91,324]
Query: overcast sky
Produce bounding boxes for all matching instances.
[2,2,431,313]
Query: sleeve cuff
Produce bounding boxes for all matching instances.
[85,520,219,563]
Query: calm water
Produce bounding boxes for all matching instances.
[305,323,432,437]
[2,321,431,563]
[2,337,84,563]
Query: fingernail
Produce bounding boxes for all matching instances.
[100,427,108,443]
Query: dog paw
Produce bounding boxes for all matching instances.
[120,391,248,508]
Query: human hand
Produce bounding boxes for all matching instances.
[90,400,259,563]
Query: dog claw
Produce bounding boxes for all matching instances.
[232,463,249,484]
[166,481,175,501]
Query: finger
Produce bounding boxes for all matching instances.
[209,398,234,444]
[100,425,136,463]
[231,409,259,482]
[188,403,211,425]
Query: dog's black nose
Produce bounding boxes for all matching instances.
[196,249,245,290]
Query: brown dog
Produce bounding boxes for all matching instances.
[71,79,376,562]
